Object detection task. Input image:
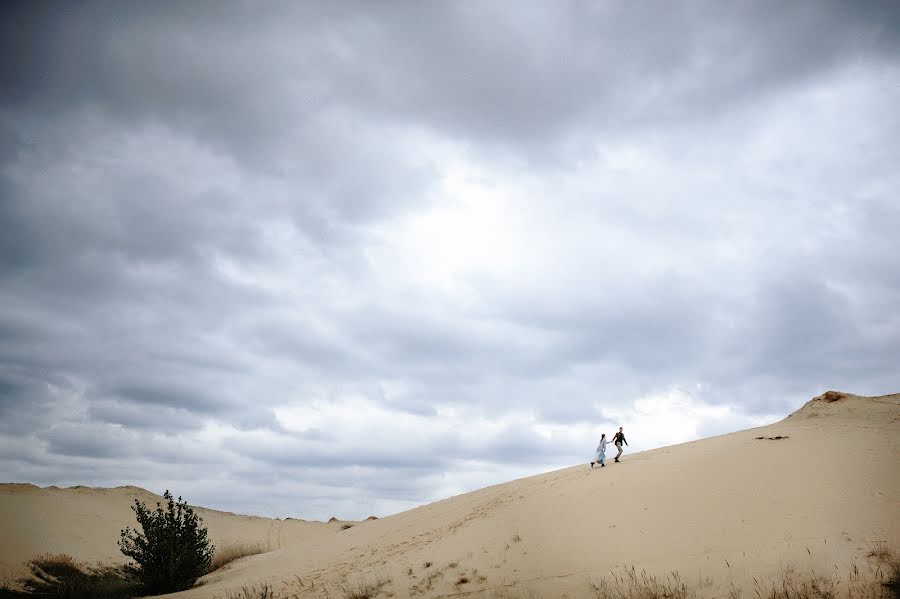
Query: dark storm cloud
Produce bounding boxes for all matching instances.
[0,368,48,432]
[0,0,898,519]
[39,422,139,459]
[4,1,897,158]
[88,399,203,432]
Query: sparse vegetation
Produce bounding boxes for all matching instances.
[339,577,391,599]
[423,561,432,568]
[225,583,277,599]
[422,569,444,590]
[868,546,900,599]
[16,554,137,599]
[210,542,270,572]
[751,573,837,599]
[118,490,214,594]
[588,566,692,599]
[341,523,355,530]
[456,575,470,585]
[581,556,900,599]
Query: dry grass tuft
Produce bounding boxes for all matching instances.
[31,554,79,572]
[588,566,691,599]
[339,576,391,599]
[421,569,444,591]
[225,583,277,599]
[19,554,136,599]
[210,542,271,572]
[868,545,900,599]
[751,572,838,599]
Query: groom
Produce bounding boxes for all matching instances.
[612,427,628,462]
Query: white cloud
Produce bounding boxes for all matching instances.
[599,388,776,451]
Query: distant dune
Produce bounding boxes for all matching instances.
[0,484,336,585]
[2,391,898,598]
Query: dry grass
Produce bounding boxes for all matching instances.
[867,545,900,599]
[588,566,691,599]
[31,554,79,571]
[410,562,444,594]
[18,554,137,599]
[210,542,271,572]
[225,583,277,599]
[339,576,391,599]
[582,557,900,599]
[751,572,838,599]
[749,546,900,599]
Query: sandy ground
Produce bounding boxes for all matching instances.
[2,391,897,598]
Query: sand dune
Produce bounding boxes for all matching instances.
[2,391,898,598]
[0,484,338,585]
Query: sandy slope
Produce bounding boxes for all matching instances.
[2,391,898,598]
[0,484,339,585]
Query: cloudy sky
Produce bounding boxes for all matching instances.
[1,1,898,520]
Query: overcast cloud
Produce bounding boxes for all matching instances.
[1,1,898,520]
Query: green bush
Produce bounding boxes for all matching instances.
[118,490,214,594]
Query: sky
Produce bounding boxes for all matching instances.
[1,1,898,521]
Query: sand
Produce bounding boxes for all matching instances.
[0,484,338,585]
[1,391,898,598]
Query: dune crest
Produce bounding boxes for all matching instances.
[786,389,900,421]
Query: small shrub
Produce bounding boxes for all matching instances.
[341,523,355,530]
[118,490,214,594]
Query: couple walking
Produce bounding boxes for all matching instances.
[590,427,628,468]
